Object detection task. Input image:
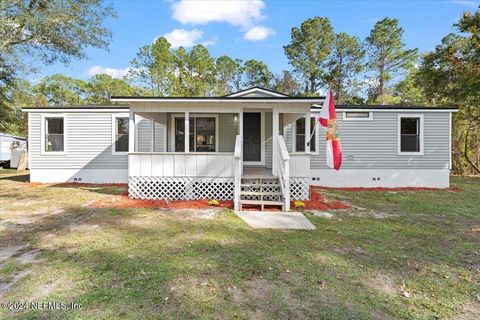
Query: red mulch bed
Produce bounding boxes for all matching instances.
[90,191,233,209]
[318,186,460,192]
[301,187,351,210]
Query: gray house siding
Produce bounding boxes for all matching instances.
[219,113,238,152]
[265,112,272,168]
[29,111,128,170]
[284,111,450,170]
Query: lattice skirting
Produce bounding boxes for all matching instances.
[290,177,310,200]
[129,176,234,200]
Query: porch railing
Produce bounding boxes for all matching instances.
[233,135,242,211]
[275,135,290,211]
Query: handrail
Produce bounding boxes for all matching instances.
[275,135,290,211]
[234,135,242,211]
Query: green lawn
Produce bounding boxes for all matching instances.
[0,169,479,319]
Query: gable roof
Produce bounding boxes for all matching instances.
[224,86,289,98]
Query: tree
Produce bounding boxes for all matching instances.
[243,59,274,89]
[86,74,137,104]
[0,0,115,82]
[392,68,427,106]
[215,56,243,95]
[34,74,88,105]
[326,33,365,104]
[0,0,114,134]
[183,45,216,96]
[416,11,480,174]
[365,18,417,104]
[274,70,300,96]
[284,17,334,94]
[128,37,176,96]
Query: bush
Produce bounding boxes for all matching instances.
[208,199,219,206]
[293,200,305,209]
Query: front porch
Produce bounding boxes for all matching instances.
[114,88,323,211]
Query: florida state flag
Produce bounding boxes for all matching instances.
[319,88,342,170]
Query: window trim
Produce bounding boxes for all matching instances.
[293,116,318,155]
[343,111,373,121]
[40,114,67,155]
[170,114,220,153]
[397,114,424,156]
[111,113,130,155]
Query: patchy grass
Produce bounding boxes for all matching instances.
[0,169,479,319]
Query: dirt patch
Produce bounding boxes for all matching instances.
[455,301,480,320]
[0,270,32,297]
[0,244,30,261]
[367,273,398,296]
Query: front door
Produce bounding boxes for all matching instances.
[243,113,261,162]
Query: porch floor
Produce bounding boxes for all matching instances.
[243,166,273,177]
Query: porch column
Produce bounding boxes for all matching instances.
[184,112,190,153]
[129,111,135,153]
[272,110,279,176]
[305,111,311,153]
[238,110,243,175]
[150,119,155,152]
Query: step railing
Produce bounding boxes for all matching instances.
[234,135,242,211]
[274,135,290,211]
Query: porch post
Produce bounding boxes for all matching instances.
[238,110,243,174]
[150,119,155,152]
[184,112,190,153]
[272,110,279,176]
[129,111,135,153]
[305,111,311,153]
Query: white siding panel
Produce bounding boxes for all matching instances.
[29,112,128,170]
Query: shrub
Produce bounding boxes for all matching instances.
[293,200,305,209]
[208,199,219,206]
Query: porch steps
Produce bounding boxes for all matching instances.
[239,175,284,211]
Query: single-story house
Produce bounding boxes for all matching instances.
[22,87,457,211]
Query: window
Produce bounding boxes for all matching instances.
[45,117,64,152]
[114,117,129,152]
[174,115,217,152]
[344,111,372,120]
[398,115,423,155]
[295,117,316,152]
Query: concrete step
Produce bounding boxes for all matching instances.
[239,199,285,206]
[240,190,282,196]
[241,183,280,188]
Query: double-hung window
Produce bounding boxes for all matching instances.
[398,115,423,155]
[295,117,316,152]
[112,115,129,154]
[174,115,217,152]
[44,116,65,152]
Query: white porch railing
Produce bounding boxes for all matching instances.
[274,135,290,211]
[128,152,235,177]
[233,135,242,211]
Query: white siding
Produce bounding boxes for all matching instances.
[29,112,128,169]
[284,111,451,170]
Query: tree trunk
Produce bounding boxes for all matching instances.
[463,122,480,174]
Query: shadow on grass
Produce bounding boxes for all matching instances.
[0,173,30,182]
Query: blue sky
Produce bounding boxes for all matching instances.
[39,0,478,81]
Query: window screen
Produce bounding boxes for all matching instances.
[295,117,316,152]
[115,117,129,152]
[400,117,420,152]
[45,117,64,152]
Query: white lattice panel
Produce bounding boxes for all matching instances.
[290,178,310,200]
[129,176,234,200]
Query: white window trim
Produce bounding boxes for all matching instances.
[343,111,373,121]
[170,114,220,152]
[293,116,319,155]
[111,113,130,155]
[398,114,424,156]
[40,114,67,155]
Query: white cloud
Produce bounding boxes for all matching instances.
[244,26,275,41]
[170,0,274,41]
[87,65,130,78]
[171,0,265,28]
[163,28,215,48]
